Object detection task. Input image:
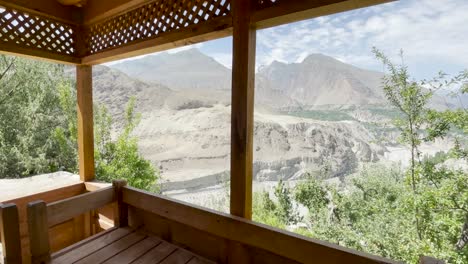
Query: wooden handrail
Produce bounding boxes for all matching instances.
[27,184,119,263]
[122,186,397,264]
[46,186,115,227]
[0,203,22,264]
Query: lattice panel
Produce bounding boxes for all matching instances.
[84,0,231,55]
[0,6,76,56]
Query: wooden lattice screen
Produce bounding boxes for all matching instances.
[0,0,312,62]
[83,0,232,55]
[0,5,77,56]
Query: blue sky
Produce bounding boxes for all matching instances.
[118,0,468,80]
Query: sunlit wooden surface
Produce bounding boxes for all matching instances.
[51,227,214,264]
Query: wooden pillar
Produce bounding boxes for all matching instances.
[0,203,22,264]
[112,180,128,227]
[230,0,256,219]
[27,201,50,264]
[77,65,95,181]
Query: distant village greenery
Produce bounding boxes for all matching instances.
[254,50,468,263]
[0,55,158,191]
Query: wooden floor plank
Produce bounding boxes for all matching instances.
[53,227,119,258]
[132,241,177,264]
[74,231,147,264]
[102,236,162,264]
[159,249,194,264]
[52,227,133,264]
[186,257,216,264]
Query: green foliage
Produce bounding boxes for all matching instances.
[0,55,76,177]
[294,175,328,213]
[254,164,468,263]
[284,109,355,121]
[253,50,468,263]
[273,180,302,225]
[0,55,159,192]
[253,180,302,227]
[94,97,159,191]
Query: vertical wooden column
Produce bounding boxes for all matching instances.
[77,65,95,181]
[27,201,50,264]
[230,0,256,219]
[0,203,22,264]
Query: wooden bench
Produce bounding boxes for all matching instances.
[26,180,212,264]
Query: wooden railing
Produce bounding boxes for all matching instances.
[2,181,447,264]
[122,186,396,264]
[27,184,118,263]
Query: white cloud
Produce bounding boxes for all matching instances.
[256,0,468,78]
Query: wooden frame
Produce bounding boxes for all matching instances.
[76,65,95,181]
[123,186,397,264]
[0,0,401,262]
[27,183,118,263]
[0,0,392,64]
[230,0,256,219]
[21,182,396,263]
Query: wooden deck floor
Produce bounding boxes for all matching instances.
[51,227,215,264]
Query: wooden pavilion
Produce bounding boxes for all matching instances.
[0,0,408,263]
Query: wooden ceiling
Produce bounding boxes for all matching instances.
[0,0,392,65]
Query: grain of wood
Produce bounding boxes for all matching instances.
[77,65,95,181]
[47,186,115,226]
[52,228,133,264]
[159,249,194,264]
[0,203,22,264]
[102,236,162,264]
[131,241,177,264]
[27,201,51,264]
[230,0,256,220]
[74,230,146,264]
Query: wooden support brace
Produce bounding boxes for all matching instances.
[230,0,256,219]
[77,65,95,182]
[27,200,51,264]
[113,180,128,227]
[0,203,22,264]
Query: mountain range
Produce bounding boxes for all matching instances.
[110,48,392,109]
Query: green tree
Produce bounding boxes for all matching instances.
[94,97,159,191]
[0,55,159,191]
[0,55,75,177]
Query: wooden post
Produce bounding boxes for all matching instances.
[77,65,95,182]
[0,203,22,264]
[230,0,256,219]
[112,180,128,227]
[27,201,50,264]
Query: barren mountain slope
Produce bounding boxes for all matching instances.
[257,54,386,107]
[111,49,232,91]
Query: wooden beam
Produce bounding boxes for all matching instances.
[112,180,128,227]
[80,16,232,65]
[230,0,256,219]
[27,200,51,264]
[0,44,81,65]
[252,0,393,29]
[123,187,397,264]
[77,65,95,181]
[0,0,80,24]
[46,186,115,227]
[82,0,153,25]
[0,203,22,264]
